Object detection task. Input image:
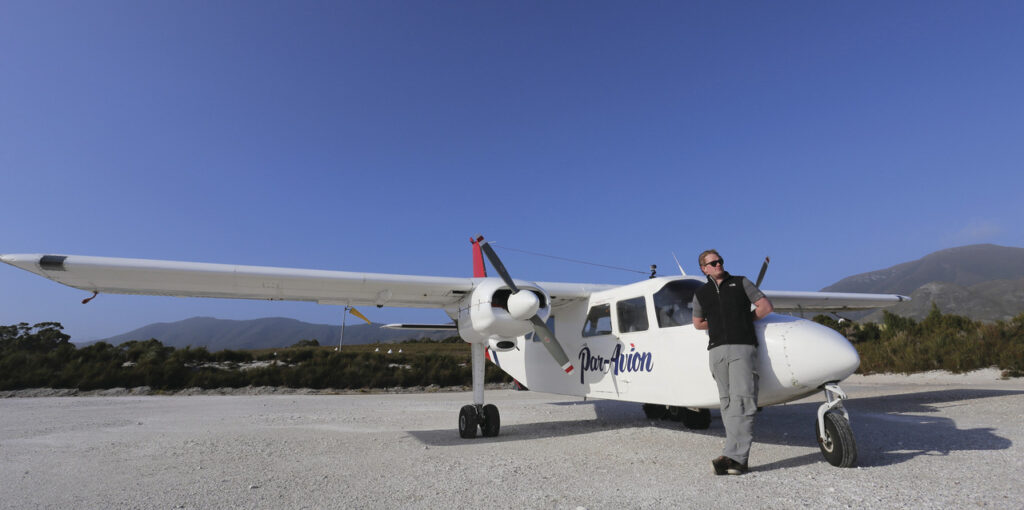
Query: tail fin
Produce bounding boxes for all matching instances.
[471,236,487,277]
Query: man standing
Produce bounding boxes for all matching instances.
[692,249,773,475]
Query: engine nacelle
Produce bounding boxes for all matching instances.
[456,278,550,344]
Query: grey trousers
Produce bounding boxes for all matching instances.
[709,344,758,464]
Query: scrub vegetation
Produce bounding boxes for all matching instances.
[813,304,1024,377]
[0,322,509,392]
[3,306,1022,392]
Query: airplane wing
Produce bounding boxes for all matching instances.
[764,290,909,311]
[0,254,610,309]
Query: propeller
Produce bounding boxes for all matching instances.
[755,256,770,287]
[476,236,575,374]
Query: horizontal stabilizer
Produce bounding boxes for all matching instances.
[382,323,458,330]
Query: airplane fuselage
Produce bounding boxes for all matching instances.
[485,275,860,409]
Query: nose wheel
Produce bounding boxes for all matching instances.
[816,383,858,467]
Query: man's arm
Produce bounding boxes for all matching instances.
[691,294,708,330]
[742,276,774,321]
[752,296,773,321]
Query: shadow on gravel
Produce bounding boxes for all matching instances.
[753,388,1022,470]
[843,388,1021,467]
[407,399,656,446]
[408,388,1022,470]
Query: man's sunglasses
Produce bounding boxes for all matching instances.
[704,259,724,268]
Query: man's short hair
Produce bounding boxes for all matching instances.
[698,249,721,268]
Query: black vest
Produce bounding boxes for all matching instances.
[695,272,758,350]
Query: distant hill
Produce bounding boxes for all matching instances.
[822,244,1024,294]
[96,317,455,351]
[822,244,1024,322]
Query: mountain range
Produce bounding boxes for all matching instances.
[95,243,1024,350]
[821,244,1024,322]
[97,317,453,351]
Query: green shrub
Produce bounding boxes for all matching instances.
[4,310,1020,391]
[814,306,1024,375]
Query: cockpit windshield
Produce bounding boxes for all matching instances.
[653,279,703,328]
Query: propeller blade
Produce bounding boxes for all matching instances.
[477,237,520,293]
[755,256,770,287]
[530,316,575,374]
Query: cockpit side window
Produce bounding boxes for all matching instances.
[653,280,703,328]
[581,304,612,337]
[616,296,649,333]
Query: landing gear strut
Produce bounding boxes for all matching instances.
[459,343,501,438]
[816,383,857,467]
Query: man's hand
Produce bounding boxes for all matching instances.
[752,297,774,321]
[693,315,708,330]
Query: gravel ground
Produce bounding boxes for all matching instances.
[1,369,1022,509]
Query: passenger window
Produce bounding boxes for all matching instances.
[581,304,612,337]
[616,296,649,333]
[653,280,703,328]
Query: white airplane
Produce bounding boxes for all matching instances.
[1,236,908,467]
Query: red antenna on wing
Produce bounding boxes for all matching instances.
[471,236,487,277]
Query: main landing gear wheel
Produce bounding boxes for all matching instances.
[817,411,857,467]
[642,403,667,420]
[642,404,710,429]
[481,404,500,437]
[680,407,711,430]
[459,404,501,438]
[458,405,479,439]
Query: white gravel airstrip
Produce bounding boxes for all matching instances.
[1,369,1022,509]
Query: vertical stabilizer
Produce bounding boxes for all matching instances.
[471,236,487,277]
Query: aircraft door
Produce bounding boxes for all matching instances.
[578,302,628,395]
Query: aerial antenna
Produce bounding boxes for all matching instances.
[671,252,686,275]
[492,243,648,275]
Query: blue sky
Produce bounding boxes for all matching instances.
[2,1,1022,342]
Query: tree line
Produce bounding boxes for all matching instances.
[0,322,507,392]
[812,305,1024,377]
[3,306,1022,392]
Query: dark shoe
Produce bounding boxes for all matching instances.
[712,456,730,475]
[726,459,749,475]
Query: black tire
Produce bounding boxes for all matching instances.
[680,408,711,430]
[481,404,500,437]
[459,405,479,439]
[666,406,683,422]
[816,411,858,467]
[642,403,667,420]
